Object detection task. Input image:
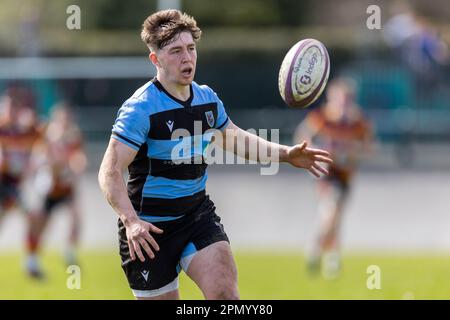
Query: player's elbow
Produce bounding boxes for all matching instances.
[97,166,107,193]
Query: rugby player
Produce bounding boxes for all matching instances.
[98,9,333,299]
[0,86,43,278]
[25,103,87,278]
[294,78,374,279]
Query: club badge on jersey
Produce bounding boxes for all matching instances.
[205,111,215,128]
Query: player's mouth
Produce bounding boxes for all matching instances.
[181,67,193,77]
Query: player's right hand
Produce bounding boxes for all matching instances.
[125,218,163,262]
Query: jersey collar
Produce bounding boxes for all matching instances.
[152,77,194,108]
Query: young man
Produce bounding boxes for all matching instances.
[98,9,332,300]
[0,86,43,278]
[294,78,374,279]
[0,86,41,226]
[24,103,87,278]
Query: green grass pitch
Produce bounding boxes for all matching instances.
[1,250,450,299]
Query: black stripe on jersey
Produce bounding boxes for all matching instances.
[149,158,207,180]
[217,116,230,130]
[111,132,141,149]
[127,143,149,211]
[148,103,218,140]
[140,189,206,216]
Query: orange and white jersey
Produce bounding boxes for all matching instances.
[43,123,86,197]
[0,122,42,183]
[302,107,373,181]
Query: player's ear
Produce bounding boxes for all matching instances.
[149,51,160,67]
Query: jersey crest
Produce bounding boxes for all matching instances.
[205,111,215,128]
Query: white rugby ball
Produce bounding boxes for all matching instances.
[278,38,330,108]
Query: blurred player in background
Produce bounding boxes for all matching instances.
[0,85,41,228]
[384,4,448,92]
[294,78,374,279]
[383,3,448,166]
[24,102,87,279]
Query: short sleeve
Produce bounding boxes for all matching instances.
[111,100,149,150]
[212,91,230,131]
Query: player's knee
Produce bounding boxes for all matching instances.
[207,270,239,300]
[208,281,239,300]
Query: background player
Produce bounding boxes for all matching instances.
[0,85,41,228]
[24,102,87,278]
[0,85,45,279]
[294,78,374,279]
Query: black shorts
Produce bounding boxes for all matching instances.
[0,178,20,210]
[324,175,350,193]
[118,195,229,298]
[322,166,351,194]
[44,192,73,214]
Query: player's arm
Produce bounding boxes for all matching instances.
[358,120,377,160]
[218,120,333,177]
[24,132,48,178]
[69,147,88,175]
[98,138,163,262]
[69,130,88,175]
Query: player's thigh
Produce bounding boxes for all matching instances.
[118,218,188,300]
[186,241,239,299]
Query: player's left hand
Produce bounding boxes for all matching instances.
[286,141,333,177]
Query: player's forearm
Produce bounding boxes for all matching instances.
[69,150,88,174]
[226,127,289,163]
[98,167,139,226]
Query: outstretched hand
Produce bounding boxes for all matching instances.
[285,141,333,177]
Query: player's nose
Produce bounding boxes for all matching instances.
[181,47,192,62]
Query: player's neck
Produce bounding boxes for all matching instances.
[157,76,191,102]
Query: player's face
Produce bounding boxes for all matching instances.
[326,86,355,120]
[153,32,197,86]
[17,107,37,130]
[52,108,71,126]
